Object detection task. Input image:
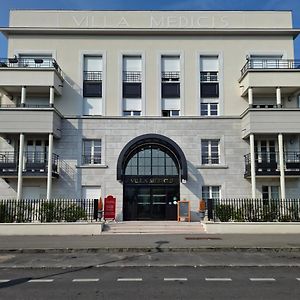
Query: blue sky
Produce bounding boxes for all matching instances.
[0,0,299,58]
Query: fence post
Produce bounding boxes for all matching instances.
[207,199,214,221]
[93,199,98,221]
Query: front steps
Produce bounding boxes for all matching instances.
[102,221,206,234]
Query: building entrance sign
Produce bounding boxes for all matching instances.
[104,195,116,220]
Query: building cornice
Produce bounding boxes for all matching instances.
[0,27,299,38]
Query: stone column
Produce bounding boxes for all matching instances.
[278,133,286,199]
[248,87,253,107]
[46,133,54,199]
[250,133,256,199]
[49,86,54,107]
[17,133,25,200]
[276,87,282,107]
[21,86,26,107]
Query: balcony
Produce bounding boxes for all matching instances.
[0,57,64,96]
[244,152,300,178]
[241,108,300,139]
[239,59,300,96]
[0,151,59,178]
[0,106,62,138]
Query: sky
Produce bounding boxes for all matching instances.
[0,0,299,58]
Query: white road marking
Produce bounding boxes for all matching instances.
[296,278,300,281]
[117,278,143,282]
[28,279,54,283]
[205,278,232,282]
[72,278,99,282]
[0,280,10,283]
[250,278,276,282]
[164,278,188,281]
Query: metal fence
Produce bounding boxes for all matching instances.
[208,198,300,222]
[0,199,99,223]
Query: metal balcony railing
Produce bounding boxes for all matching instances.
[83,71,102,81]
[0,57,63,76]
[241,59,300,77]
[200,71,218,82]
[244,151,300,177]
[0,151,59,176]
[82,154,101,165]
[0,104,52,109]
[161,71,180,82]
[123,71,142,82]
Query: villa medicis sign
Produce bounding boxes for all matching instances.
[13,11,269,29]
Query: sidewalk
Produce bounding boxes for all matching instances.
[0,234,300,253]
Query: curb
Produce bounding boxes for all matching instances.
[0,247,300,254]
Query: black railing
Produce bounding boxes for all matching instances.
[82,154,101,165]
[83,71,102,81]
[201,155,220,165]
[244,152,300,177]
[0,57,63,76]
[0,198,99,223]
[161,71,180,81]
[200,71,218,82]
[209,198,300,222]
[0,151,59,177]
[241,59,300,76]
[0,104,52,108]
[123,71,142,82]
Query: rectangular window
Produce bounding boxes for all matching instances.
[200,103,218,116]
[82,140,101,165]
[161,55,180,99]
[83,55,102,98]
[123,111,141,116]
[262,186,279,202]
[123,56,142,98]
[202,186,220,200]
[162,110,180,117]
[200,56,219,112]
[201,140,220,164]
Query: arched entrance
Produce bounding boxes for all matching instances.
[117,134,188,221]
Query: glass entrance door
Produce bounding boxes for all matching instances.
[124,185,179,220]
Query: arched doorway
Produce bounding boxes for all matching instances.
[117,134,188,221]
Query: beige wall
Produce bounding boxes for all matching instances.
[7,34,294,117]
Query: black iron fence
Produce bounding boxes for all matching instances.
[83,71,102,81]
[0,199,99,223]
[123,71,142,82]
[208,198,300,222]
[241,59,300,77]
[0,57,63,76]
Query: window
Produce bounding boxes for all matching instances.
[262,186,279,201]
[200,56,220,110]
[202,186,220,200]
[82,140,101,164]
[123,56,142,99]
[123,110,141,116]
[201,140,220,164]
[161,55,180,99]
[83,56,102,114]
[125,145,178,176]
[25,139,48,163]
[255,140,276,163]
[200,103,218,116]
[162,110,180,117]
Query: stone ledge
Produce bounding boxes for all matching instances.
[203,222,300,234]
[0,222,103,236]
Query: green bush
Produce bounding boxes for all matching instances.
[64,204,87,222]
[0,202,14,223]
[215,204,233,222]
[40,201,87,222]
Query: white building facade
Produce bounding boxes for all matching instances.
[0,10,300,220]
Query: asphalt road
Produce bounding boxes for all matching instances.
[0,266,299,300]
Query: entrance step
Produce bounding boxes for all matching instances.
[102,221,206,235]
